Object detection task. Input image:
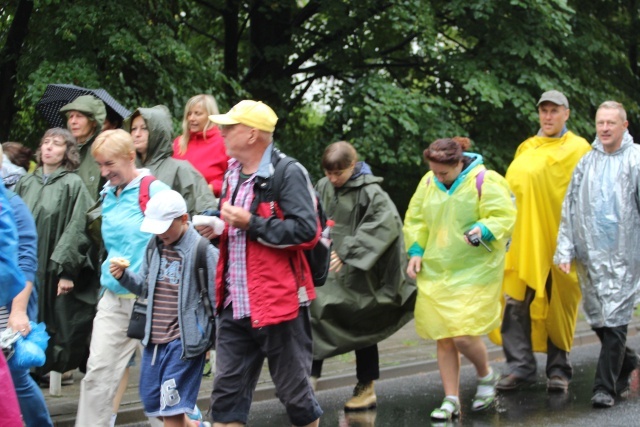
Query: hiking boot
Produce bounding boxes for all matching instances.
[496,374,535,391]
[547,375,569,393]
[344,381,377,411]
[591,390,614,408]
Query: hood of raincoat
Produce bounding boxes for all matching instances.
[124,105,217,217]
[59,95,106,134]
[125,105,173,167]
[592,129,635,155]
[2,157,26,189]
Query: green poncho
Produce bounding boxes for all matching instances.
[311,164,416,359]
[15,167,98,373]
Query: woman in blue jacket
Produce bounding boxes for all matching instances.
[76,129,170,426]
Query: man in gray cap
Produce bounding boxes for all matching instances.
[494,90,591,393]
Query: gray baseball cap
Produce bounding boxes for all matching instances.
[537,90,569,108]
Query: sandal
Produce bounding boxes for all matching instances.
[472,369,499,411]
[430,397,461,420]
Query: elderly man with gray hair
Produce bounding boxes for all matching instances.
[555,101,640,408]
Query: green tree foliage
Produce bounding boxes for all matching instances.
[1,0,639,213]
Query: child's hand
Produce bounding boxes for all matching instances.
[109,257,130,279]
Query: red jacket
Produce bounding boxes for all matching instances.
[172,127,229,197]
[216,147,319,327]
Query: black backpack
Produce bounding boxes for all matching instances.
[271,156,331,287]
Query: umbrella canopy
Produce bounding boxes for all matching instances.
[36,84,132,128]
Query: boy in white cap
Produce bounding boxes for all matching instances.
[110,189,218,427]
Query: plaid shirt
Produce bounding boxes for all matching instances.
[223,160,257,319]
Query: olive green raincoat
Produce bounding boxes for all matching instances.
[311,164,416,359]
[125,105,217,216]
[59,95,107,200]
[15,168,98,373]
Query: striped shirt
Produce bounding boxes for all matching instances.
[223,160,257,319]
[150,246,182,344]
[0,306,8,331]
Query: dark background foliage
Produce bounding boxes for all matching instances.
[1,0,639,213]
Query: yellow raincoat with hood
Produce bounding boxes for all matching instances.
[489,131,591,352]
[404,153,516,340]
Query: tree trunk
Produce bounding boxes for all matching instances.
[244,0,294,112]
[0,0,34,141]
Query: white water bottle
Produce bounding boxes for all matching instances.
[320,219,335,248]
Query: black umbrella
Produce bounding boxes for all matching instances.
[36,84,132,128]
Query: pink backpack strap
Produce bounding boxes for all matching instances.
[138,175,157,213]
[475,169,486,199]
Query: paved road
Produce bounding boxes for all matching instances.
[57,318,637,426]
[240,334,640,427]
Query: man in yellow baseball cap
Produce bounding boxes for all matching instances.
[209,100,278,133]
[202,100,323,426]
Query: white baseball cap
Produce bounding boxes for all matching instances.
[140,190,187,234]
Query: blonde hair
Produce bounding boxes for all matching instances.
[92,129,135,160]
[178,94,220,155]
[598,100,627,122]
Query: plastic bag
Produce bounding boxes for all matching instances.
[1,321,49,370]
[26,321,49,351]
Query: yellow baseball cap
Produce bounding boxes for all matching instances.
[209,100,278,133]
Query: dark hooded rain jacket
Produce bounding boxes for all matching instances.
[15,167,98,373]
[311,163,416,359]
[126,105,216,216]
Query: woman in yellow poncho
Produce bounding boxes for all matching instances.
[404,137,516,421]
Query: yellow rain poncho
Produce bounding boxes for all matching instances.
[490,131,591,352]
[404,154,516,340]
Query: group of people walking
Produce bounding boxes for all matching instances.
[0,88,638,427]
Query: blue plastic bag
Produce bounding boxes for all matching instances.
[6,322,49,370]
[27,321,49,351]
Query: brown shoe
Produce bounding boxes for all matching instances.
[496,374,535,391]
[344,381,377,411]
[547,375,569,393]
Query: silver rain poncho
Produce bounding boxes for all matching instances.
[554,131,640,328]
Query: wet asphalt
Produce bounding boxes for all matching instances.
[242,334,640,427]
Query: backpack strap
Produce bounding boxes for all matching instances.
[475,169,486,199]
[271,156,297,202]
[194,237,214,319]
[139,175,157,213]
[143,237,160,299]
